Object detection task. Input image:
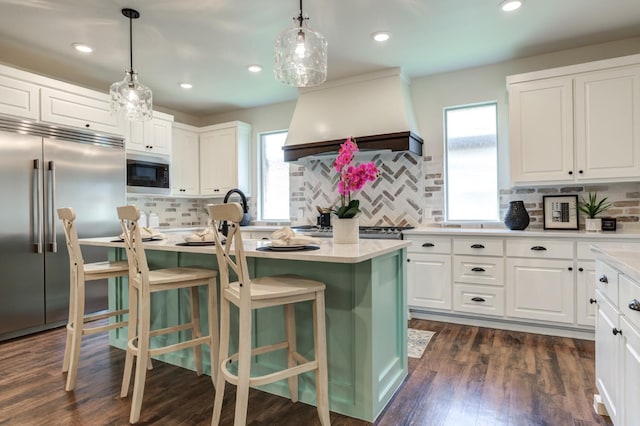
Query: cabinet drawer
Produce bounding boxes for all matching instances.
[506,239,574,259]
[620,274,640,331]
[453,238,503,256]
[453,284,505,316]
[595,260,619,305]
[453,255,504,286]
[406,236,451,254]
[577,241,640,260]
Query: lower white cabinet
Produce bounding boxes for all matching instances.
[576,260,597,326]
[506,258,575,324]
[593,256,640,426]
[595,288,621,424]
[407,253,452,311]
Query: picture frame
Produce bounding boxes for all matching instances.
[543,195,579,230]
[601,217,617,231]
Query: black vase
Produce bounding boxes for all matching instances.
[504,200,530,230]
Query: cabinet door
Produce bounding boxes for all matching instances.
[40,87,123,135]
[576,261,596,326]
[407,253,451,310]
[171,128,199,195]
[509,77,574,184]
[200,127,238,196]
[621,316,640,426]
[595,290,620,424]
[125,116,172,156]
[0,73,39,120]
[505,258,574,323]
[575,66,640,180]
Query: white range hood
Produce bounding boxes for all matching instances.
[283,68,423,162]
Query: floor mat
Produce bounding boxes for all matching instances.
[408,329,435,359]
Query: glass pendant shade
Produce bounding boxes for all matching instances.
[110,70,153,121]
[109,8,152,121]
[274,22,327,87]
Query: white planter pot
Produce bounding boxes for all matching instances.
[585,218,602,233]
[332,217,359,244]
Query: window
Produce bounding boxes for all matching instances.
[259,131,290,220]
[444,102,498,222]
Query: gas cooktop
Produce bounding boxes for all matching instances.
[291,225,414,240]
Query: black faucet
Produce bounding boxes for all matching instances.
[220,188,250,236]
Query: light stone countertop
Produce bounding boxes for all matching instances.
[79,232,410,264]
[402,227,640,240]
[591,245,640,283]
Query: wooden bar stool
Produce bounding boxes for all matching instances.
[207,203,330,426]
[58,207,130,392]
[117,205,219,424]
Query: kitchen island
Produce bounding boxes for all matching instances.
[80,234,410,422]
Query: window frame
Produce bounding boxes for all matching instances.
[258,129,289,221]
[443,101,499,224]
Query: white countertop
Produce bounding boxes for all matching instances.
[592,245,640,283]
[79,233,410,264]
[403,227,640,240]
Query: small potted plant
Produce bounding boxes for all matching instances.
[577,192,612,232]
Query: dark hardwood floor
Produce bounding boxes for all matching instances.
[0,319,612,426]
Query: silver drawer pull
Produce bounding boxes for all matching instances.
[629,299,640,312]
[531,246,547,251]
[422,242,435,248]
[471,297,486,303]
[471,267,485,272]
[470,244,484,249]
[599,275,609,284]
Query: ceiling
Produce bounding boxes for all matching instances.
[1,0,640,118]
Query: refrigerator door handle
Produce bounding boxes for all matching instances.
[48,160,57,253]
[33,159,42,254]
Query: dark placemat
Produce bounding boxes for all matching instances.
[110,236,162,243]
[256,245,320,252]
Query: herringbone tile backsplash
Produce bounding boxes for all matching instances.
[290,151,430,227]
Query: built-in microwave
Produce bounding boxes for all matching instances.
[126,153,170,195]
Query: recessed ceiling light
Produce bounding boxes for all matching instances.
[247,64,262,73]
[72,43,93,53]
[500,0,523,12]
[371,32,391,42]
[179,82,193,89]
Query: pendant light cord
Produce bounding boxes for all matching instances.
[296,0,304,27]
[129,13,134,72]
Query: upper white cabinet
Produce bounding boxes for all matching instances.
[125,111,173,156]
[171,124,200,196]
[508,54,640,185]
[0,70,39,120]
[199,121,250,196]
[40,87,124,136]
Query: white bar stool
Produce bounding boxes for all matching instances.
[57,207,130,392]
[117,205,219,424]
[207,203,330,426]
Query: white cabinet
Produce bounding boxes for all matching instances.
[407,236,452,311]
[509,77,574,184]
[574,66,640,180]
[508,57,640,185]
[620,315,640,426]
[171,125,199,195]
[452,237,505,317]
[40,87,123,136]
[407,253,452,311]
[505,239,575,324]
[125,111,173,156]
[199,121,250,196]
[595,288,620,424]
[0,70,39,120]
[576,260,597,326]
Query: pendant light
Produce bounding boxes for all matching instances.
[110,8,153,121]
[274,0,327,87]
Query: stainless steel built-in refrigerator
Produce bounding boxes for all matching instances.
[0,117,125,341]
